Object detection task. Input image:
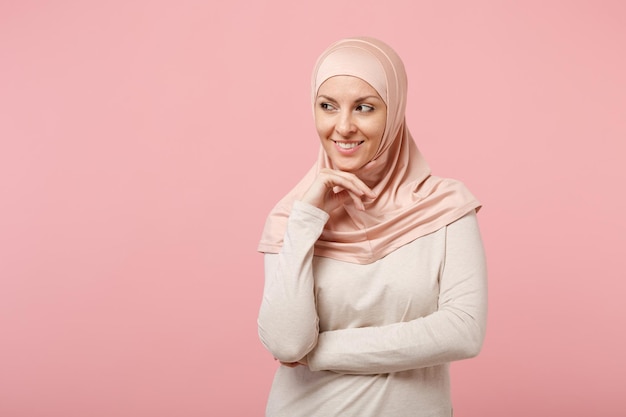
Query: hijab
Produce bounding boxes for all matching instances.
[258,37,481,264]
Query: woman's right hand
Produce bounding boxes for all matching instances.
[301,167,377,213]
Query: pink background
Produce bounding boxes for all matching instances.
[1,1,625,416]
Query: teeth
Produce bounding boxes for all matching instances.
[336,141,362,149]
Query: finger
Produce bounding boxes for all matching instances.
[344,178,376,201]
[325,171,374,199]
[341,172,377,199]
[334,189,364,211]
[328,177,376,209]
[347,190,366,211]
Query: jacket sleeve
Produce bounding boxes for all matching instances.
[306,211,488,374]
[257,200,329,363]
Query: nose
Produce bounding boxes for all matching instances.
[335,110,357,137]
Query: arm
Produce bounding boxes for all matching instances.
[306,211,488,374]
[257,200,329,363]
[258,168,376,363]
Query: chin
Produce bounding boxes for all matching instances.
[332,161,363,173]
[325,149,366,172]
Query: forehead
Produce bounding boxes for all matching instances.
[316,75,383,101]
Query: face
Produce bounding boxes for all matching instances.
[315,75,387,173]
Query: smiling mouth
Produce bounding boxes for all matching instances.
[333,140,364,149]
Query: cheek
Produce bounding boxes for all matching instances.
[314,116,333,138]
[372,115,387,142]
[365,119,385,142]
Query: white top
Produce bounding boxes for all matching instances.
[258,201,487,417]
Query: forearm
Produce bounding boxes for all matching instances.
[307,212,487,374]
[257,201,329,363]
[307,305,485,374]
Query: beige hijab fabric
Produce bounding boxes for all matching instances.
[258,37,480,264]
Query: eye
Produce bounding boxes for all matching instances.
[356,104,375,112]
[320,102,336,111]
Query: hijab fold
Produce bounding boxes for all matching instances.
[258,37,480,264]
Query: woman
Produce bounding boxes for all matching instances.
[257,37,487,417]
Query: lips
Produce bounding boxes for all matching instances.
[333,140,364,150]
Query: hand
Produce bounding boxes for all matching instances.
[278,356,308,368]
[301,165,377,213]
[280,361,303,368]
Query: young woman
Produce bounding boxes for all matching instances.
[257,37,487,417]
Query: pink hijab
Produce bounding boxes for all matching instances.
[258,37,480,264]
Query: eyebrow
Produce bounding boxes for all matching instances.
[317,94,382,103]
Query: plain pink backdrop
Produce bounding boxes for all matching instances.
[1,1,625,416]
